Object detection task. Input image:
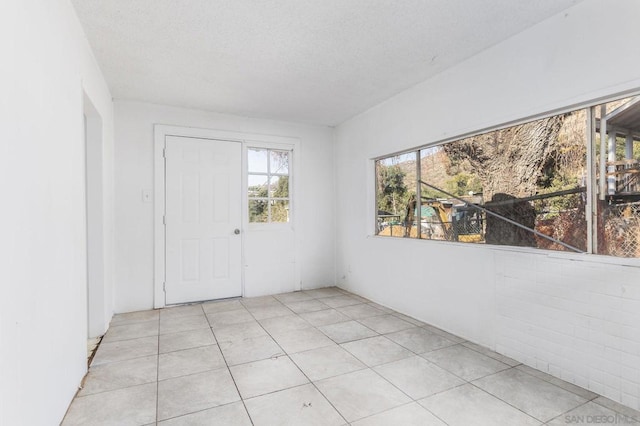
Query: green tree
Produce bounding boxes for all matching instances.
[248,176,290,223]
[444,173,482,196]
[271,176,289,222]
[377,164,408,214]
[248,184,268,222]
[272,176,289,197]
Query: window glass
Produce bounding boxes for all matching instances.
[248,148,291,223]
[248,174,268,195]
[376,153,416,237]
[271,200,290,223]
[270,150,289,174]
[248,148,268,173]
[374,98,640,258]
[595,97,640,257]
[269,176,288,198]
[248,199,268,223]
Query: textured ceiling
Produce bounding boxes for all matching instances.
[72,0,582,126]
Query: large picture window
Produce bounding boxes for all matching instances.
[375,96,640,258]
[248,148,291,223]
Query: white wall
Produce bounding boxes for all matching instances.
[114,101,334,312]
[0,0,115,424]
[334,0,640,410]
[85,94,109,338]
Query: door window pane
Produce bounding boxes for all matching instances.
[270,150,289,174]
[248,148,291,223]
[248,148,268,173]
[249,199,268,223]
[271,200,290,223]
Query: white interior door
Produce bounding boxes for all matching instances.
[165,136,242,304]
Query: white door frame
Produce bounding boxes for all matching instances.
[154,125,300,308]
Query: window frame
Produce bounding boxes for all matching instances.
[371,91,640,259]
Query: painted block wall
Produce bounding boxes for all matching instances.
[494,251,640,408]
[113,101,335,312]
[334,0,640,409]
[0,0,115,425]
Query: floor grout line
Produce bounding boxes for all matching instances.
[65,288,639,425]
[207,303,256,426]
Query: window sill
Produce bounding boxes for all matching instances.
[370,234,640,267]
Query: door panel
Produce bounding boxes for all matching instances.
[165,136,242,304]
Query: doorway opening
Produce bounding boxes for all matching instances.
[83,92,105,356]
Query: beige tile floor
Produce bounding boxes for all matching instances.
[63,287,640,425]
